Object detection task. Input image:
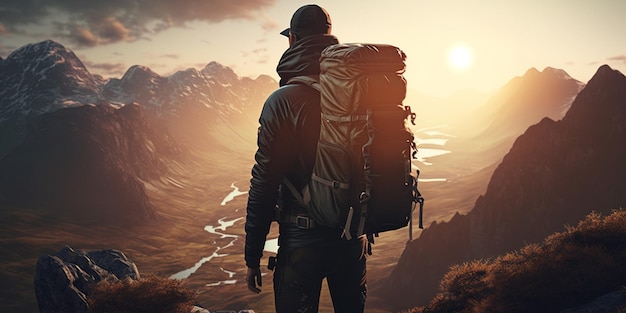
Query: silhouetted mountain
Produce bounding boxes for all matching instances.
[412,67,587,237]
[419,67,586,222]
[384,65,626,311]
[478,67,584,144]
[0,103,180,223]
[438,67,585,174]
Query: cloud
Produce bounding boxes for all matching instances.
[0,0,276,46]
[68,26,99,47]
[251,48,267,54]
[259,12,279,31]
[608,55,626,64]
[98,17,131,42]
[160,54,180,59]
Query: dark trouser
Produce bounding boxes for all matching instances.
[273,239,368,313]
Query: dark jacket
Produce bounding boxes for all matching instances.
[244,34,349,269]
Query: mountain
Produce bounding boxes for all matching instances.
[411,67,586,231]
[102,61,275,149]
[415,67,585,213]
[475,67,584,147]
[0,40,103,156]
[436,67,585,174]
[0,40,276,223]
[0,40,275,154]
[0,40,101,122]
[0,103,179,223]
[383,65,626,311]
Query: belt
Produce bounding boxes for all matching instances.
[285,214,316,229]
[274,206,317,229]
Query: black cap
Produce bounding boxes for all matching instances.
[280,4,332,37]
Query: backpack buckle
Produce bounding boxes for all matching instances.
[295,215,314,229]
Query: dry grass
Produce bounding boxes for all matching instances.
[407,209,626,313]
[88,275,197,313]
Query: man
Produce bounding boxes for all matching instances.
[244,4,368,313]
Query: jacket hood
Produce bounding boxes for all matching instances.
[276,34,339,86]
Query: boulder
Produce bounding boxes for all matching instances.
[33,246,140,313]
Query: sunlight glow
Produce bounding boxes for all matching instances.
[448,44,473,70]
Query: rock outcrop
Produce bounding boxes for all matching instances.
[34,246,217,313]
[34,246,140,313]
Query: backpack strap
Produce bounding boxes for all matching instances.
[311,174,349,190]
[321,114,368,122]
[282,178,307,207]
[357,109,376,237]
[277,75,321,229]
[280,178,316,229]
[287,74,363,239]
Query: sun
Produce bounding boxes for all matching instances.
[448,45,473,70]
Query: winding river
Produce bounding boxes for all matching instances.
[170,126,452,284]
[170,215,243,281]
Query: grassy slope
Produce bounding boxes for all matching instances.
[404,209,626,313]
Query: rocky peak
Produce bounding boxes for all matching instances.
[201,61,239,85]
[169,67,202,81]
[523,66,540,77]
[117,65,167,106]
[562,64,626,132]
[0,40,99,121]
[3,39,98,92]
[120,65,163,86]
[543,66,574,80]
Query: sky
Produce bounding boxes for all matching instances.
[1,0,625,97]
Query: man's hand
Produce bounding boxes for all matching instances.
[246,267,262,293]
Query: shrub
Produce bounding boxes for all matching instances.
[88,275,197,313]
[417,209,626,313]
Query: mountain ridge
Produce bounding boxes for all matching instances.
[384,64,626,311]
[0,39,274,127]
[0,39,276,223]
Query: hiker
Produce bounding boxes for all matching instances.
[244,4,368,313]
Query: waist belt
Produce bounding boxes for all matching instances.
[274,206,316,229]
[285,214,317,229]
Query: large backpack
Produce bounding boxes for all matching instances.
[284,43,424,240]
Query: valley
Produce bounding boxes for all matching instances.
[0,119,489,312]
